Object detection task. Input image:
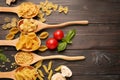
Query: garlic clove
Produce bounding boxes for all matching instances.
[6,0,16,5]
[51,73,66,80]
[61,65,72,77]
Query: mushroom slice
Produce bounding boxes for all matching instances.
[51,73,66,80]
[61,65,72,77]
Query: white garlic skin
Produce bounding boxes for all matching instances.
[6,0,16,5]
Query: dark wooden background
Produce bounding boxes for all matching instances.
[0,0,120,80]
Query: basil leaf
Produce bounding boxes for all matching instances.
[67,40,72,44]
[0,53,7,62]
[64,29,76,43]
[62,38,66,42]
[57,41,67,52]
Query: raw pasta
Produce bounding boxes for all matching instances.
[55,65,62,71]
[48,60,53,71]
[11,18,18,27]
[38,45,48,52]
[34,60,43,69]
[5,33,15,40]
[42,65,49,73]
[2,24,8,30]
[2,17,18,30]
[48,70,53,80]
[17,2,39,18]
[38,69,44,77]
[58,6,68,14]
[15,66,38,80]
[4,17,10,22]
[37,0,68,22]
[39,31,49,39]
[19,19,38,33]
[9,27,19,34]
[37,74,44,80]
[15,51,33,66]
[16,32,40,51]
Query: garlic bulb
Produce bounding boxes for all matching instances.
[51,73,66,80]
[61,65,72,77]
[6,0,16,5]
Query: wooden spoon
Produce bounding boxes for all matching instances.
[0,69,16,80]
[18,19,88,33]
[15,52,86,66]
[0,66,37,80]
[0,2,39,18]
[0,37,41,51]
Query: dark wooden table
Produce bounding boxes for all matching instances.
[0,0,120,80]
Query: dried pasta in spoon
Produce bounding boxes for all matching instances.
[16,32,40,51]
[15,66,38,80]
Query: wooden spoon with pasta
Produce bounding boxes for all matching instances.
[0,2,39,18]
[0,66,37,80]
[0,37,41,52]
[15,51,86,66]
[18,19,88,33]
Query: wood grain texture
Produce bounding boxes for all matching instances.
[0,0,120,80]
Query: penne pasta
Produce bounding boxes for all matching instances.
[42,65,49,73]
[34,60,43,69]
[48,60,53,71]
[48,70,53,80]
[55,65,62,71]
[38,69,44,77]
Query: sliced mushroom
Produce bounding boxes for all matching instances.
[61,65,72,77]
[51,73,66,80]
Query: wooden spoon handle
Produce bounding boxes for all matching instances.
[41,55,85,60]
[0,72,13,79]
[46,20,88,28]
[0,40,15,46]
[0,7,17,13]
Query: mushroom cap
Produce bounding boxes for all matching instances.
[51,73,66,80]
[61,65,72,77]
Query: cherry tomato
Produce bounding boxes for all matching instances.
[53,30,64,40]
[46,38,58,49]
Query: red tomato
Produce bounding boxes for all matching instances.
[46,38,58,49]
[53,30,64,40]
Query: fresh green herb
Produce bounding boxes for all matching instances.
[57,29,76,52]
[0,50,7,62]
[57,41,67,52]
[63,29,76,43]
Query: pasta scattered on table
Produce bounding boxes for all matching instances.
[38,45,48,52]
[5,33,15,40]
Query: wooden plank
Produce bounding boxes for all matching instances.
[0,75,119,80]
[0,0,120,80]
[0,23,120,50]
[0,50,120,74]
[0,0,119,23]
[70,75,120,80]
